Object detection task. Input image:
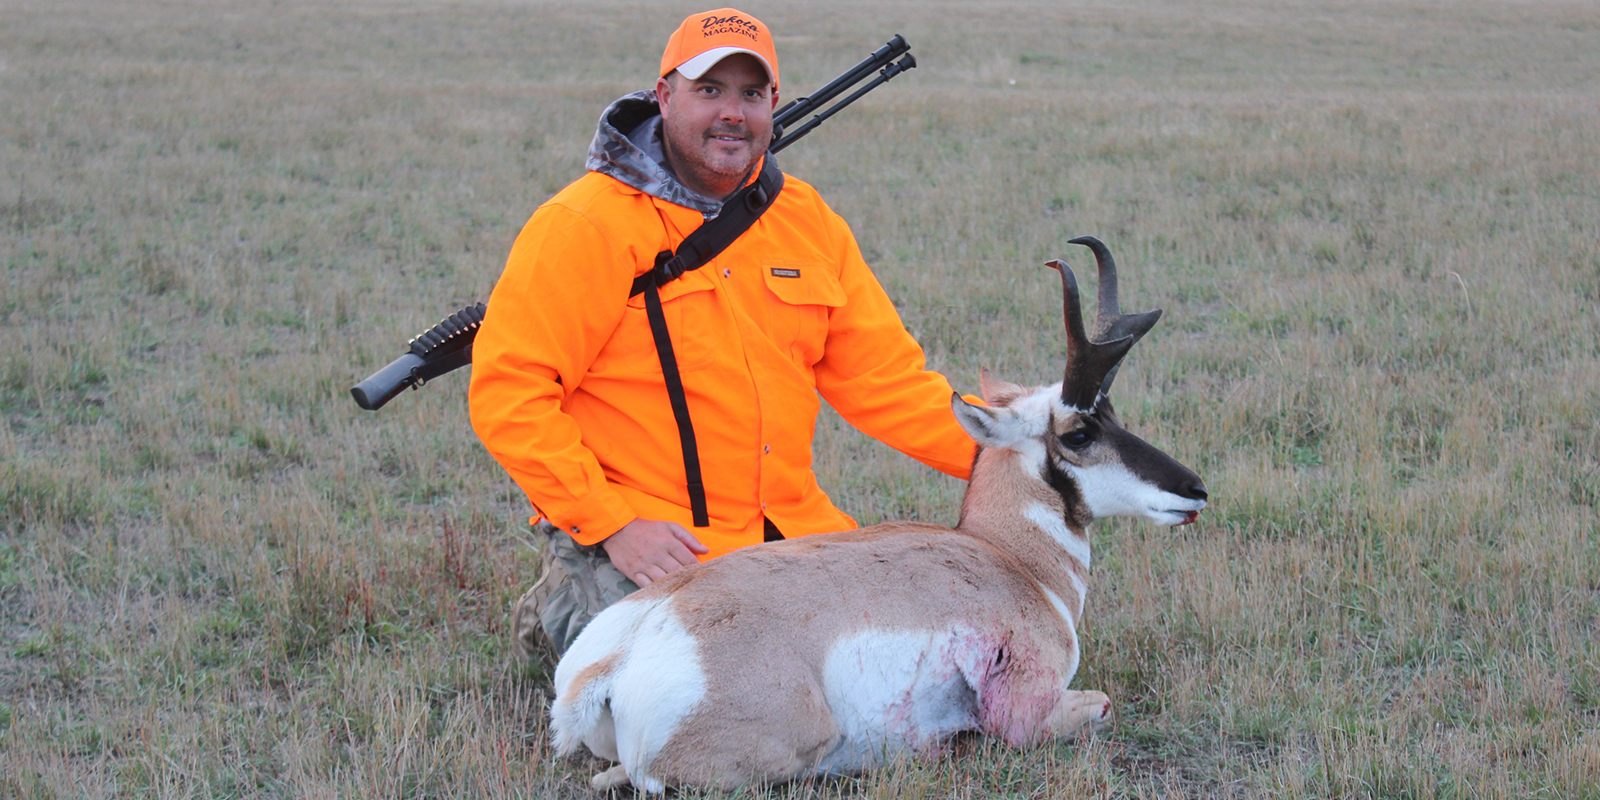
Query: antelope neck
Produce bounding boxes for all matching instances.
[958,444,1090,620]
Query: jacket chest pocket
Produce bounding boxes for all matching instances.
[762,261,846,367]
[597,270,720,375]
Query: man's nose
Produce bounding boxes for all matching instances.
[717,96,745,123]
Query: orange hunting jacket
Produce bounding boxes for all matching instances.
[470,94,975,560]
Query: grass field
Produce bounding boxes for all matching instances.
[3,0,1598,797]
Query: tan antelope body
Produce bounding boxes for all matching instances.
[549,238,1208,792]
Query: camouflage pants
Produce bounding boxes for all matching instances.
[513,521,640,659]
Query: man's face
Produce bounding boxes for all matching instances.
[656,53,777,199]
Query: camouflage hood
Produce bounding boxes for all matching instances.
[585,91,724,216]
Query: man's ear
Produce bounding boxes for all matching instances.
[656,74,674,119]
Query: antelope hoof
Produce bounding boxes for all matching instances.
[1089,694,1113,733]
[1055,690,1113,737]
[591,764,630,791]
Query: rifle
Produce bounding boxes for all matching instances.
[351,35,917,411]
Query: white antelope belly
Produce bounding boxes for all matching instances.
[812,627,986,775]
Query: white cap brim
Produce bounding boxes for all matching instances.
[673,46,775,84]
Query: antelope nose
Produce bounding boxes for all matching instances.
[1178,482,1208,502]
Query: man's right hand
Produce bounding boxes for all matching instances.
[601,518,709,587]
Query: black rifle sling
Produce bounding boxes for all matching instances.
[631,158,784,527]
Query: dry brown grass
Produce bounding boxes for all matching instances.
[3,0,1598,797]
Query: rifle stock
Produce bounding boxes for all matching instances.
[350,303,485,411]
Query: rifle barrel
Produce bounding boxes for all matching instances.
[773,35,908,132]
[770,53,916,154]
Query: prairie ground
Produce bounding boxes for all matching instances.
[2,0,1597,797]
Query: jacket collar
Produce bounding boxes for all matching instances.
[585,91,726,216]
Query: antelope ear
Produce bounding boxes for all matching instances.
[978,367,1026,406]
[952,393,1031,449]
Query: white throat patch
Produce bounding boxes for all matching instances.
[1022,502,1090,570]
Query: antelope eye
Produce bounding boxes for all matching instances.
[1061,430,1093,449]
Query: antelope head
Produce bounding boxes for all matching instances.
[953,236,1208,529]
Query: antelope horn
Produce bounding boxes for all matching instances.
[1048,259,1138,411]
[1048,258,1090,352]
[1068,236,1162,396]
[1069,236,1162,344]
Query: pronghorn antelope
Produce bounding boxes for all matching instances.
[550,236,1208,792]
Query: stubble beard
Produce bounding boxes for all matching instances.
[663,119,763,199]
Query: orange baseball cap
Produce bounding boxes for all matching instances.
[660,8,780,90]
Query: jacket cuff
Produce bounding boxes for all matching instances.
[546,488,637,547]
